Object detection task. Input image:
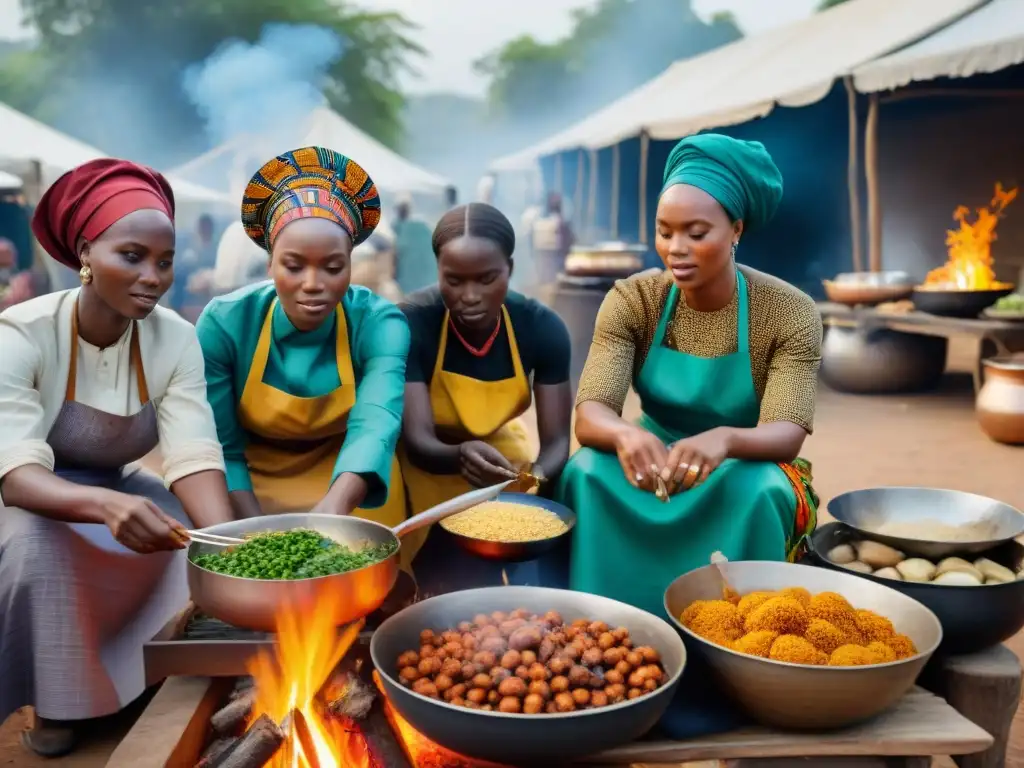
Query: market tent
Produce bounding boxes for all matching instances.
[169,106,452,197]
[0,101,229,205]
[853,0,1024,93]
[489,0,985,170]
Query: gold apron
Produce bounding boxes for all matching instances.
[238,299,408,564]
[399,306,534,562]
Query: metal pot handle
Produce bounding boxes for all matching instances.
[391,480,513,539]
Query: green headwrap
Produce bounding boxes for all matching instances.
[661,134,783,232]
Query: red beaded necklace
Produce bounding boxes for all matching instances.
[449,312,502,357]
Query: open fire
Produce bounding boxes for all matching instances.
[920,181,1017,291]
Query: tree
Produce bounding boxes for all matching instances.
[817,0,853,9]
[474,0,742,142]
[0,0,421,165]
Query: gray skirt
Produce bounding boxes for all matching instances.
[0,465,189,722]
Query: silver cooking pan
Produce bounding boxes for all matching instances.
[186,481,512,632]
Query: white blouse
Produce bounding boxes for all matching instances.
[0,288,225,501]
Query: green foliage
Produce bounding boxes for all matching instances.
[0,0,421,163]
[817,0,853,10]
[474,0,742,140]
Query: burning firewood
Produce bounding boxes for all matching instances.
[210,690,256,736]
[325,669,376,721]
[197,713,285,768]
[281,708,322,768]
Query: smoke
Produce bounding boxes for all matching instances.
[183,24,345,147]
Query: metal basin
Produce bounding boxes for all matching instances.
[187,483,510,631]
[912,287,1014,318]
[664,561,941,730]
[371,586,685,765]
[808,523,1024,654]
[827,486,1024,559]
[441,493,576,563]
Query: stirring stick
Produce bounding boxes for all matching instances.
[711,551,739,602]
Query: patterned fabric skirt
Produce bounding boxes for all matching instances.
[0,465,189,722]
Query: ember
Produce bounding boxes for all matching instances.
[921,181,1017,291]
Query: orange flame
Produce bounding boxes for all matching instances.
[246,600,370,768]
[922,182,1017,291]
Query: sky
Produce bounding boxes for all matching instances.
[0,0,820,95]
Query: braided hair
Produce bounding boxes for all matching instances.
[432,202,515,260]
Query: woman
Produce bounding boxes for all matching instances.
[0,159,235,756]
[558,134,821,619]
[400,203,573,595]
[195,148,410,542]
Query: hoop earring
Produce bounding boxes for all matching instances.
[79,266,93,285]
[730,241,738,259]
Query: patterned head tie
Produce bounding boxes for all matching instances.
[242,146,380,252]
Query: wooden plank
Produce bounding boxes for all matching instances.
[817,303,1024,338]
[589,689,992,765]
[105,677,231,768]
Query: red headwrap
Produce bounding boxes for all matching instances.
[31,158,175,270]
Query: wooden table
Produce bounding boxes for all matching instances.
[817,302,1024,392]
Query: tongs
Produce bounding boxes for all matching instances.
[172,529,244,548]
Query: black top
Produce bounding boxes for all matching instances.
[400,286,571,385]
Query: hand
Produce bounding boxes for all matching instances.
[661,427,732,494]
[87,488,188,554]
[459,441,517,488]
[310,473,370,516]
[613,424,669,491]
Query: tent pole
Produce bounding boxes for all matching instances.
[638,132,650,246]
[574,148,585,233]
[843,77,863,273]
[611,143,621,240]
[587,149,598,240]
[554,153,564,194]
[865,93,882,272]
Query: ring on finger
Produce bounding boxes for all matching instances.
[684,463,701,486]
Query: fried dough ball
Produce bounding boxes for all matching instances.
[744,597,809,636]
[804,619,847,655]
[523,693,545,714]
[735,591,776,620]
[807,592,856,628]
[681,599,744,643]
[778,586,812,607]
[733,630,778,658]
[866,641,897,663]
[828,644,882,667]
[884,634,918,660]
[854,609,896,642]
[768,635,826,665]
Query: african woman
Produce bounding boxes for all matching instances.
[558,134,822,618]
[195,148,410,548]
[0,159,235,756]
[399,203,573,594]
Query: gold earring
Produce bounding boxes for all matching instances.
[79,266,93,285]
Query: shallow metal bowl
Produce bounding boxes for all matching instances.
[664,561,941,730]
[371,586,685,765]
[912,286,1014,318]
[440,493,576,563]
[809,522,1024,654]
[827,486,1024,559]
[824,271,914,306]
[187,514,399,632]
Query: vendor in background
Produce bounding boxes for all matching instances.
[195,148,411,557]
[0,159,235,756]
[170,213,218,321]
[399,203,573,595]
[557,135,821,619]
[393,195,435,296]
[0,237,36,310]
[530,191,574,290]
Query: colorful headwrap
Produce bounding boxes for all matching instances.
[32,158,175,270]
[661,134,783,232]
[242,146,380,251]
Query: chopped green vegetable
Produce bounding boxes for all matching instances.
[994,293,1024,312]
[191,529,396,580]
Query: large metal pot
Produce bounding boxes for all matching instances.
[186,482,510,632]
[664,561,941,730]
[371,586,685,765]
[976,356,1024,445]
[912,287,1014,318]
[820,325,947,394]
[808,523,1024,655]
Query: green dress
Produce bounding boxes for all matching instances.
[557,271,798,619]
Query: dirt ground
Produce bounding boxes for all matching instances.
[1,338,1021,767]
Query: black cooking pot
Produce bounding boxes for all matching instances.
[912,287,1014,318]
[807,522,1024,655]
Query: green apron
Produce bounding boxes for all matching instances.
[557,271,797,619]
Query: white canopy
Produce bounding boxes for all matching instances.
[853,0,1024,93]
[0,101,229,205]
[489,0,985,170]
[170,106,452,197]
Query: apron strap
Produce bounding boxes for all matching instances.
[66,301,149,404]
[243,298,278,395]
[735,269,750,355]
[652,284,679,349]
[500,306,527,383]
